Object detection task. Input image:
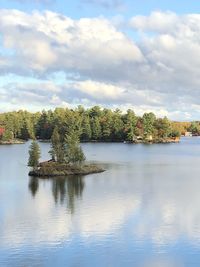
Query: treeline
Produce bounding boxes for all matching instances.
[0,106,190,142]
[187,122,200,135]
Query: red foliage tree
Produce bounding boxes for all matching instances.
[0,127,5,136]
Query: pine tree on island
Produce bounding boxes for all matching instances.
[28,141,41,171]
[64,129,85,166]
[49,127,85,165]
[49,126,65,163]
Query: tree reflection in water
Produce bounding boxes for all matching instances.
[28,175,85,213]
[52,176,85,213]
[28,177,39,197]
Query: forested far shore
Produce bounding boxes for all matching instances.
[0,106,196,143]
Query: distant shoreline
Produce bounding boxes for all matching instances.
[0,138,181,145]
[38,137,180,144]
[0,139,25,145]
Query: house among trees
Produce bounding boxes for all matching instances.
[184,131,192,137]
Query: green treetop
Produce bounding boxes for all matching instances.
[28,141,41,170]
[189,122,200,135]
[49,127,86,166]
[81,115,92,141]
[142,112,156,139]
[123,109,137,141]
[154,117,171,139]
[91,117,101,140]
[64,130,86,165]
[49,126,65,163]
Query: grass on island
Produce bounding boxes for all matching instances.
[29,161,105,177]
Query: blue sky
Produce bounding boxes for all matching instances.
[1,0,200,120]
[1,0,200,18]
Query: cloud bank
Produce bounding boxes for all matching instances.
[0,10,200,119]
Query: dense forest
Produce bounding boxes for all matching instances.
[0,106,195,143]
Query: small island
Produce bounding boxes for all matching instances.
[28,127,105,178]
[29,161,105,177]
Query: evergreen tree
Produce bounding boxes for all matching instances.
[89,106,102,118]
[123,109,137,141]
[101,109,112,141]
[36,110,53,139]
[188,122,200,135]
[155,117,171,138]
[143,112,156,139]
[81,115,92,141]
[64,130,85,165]
[49,127,65,163]
[169,129,180,138]
[111,109,124,140]
[20,118,35,140]
[28,141,40,170]
[91,117,101,140]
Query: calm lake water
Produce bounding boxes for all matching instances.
[1,138,200,266]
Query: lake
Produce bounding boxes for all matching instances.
[1,138,200,267]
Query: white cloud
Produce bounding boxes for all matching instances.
[72,80,125,100]
[1,10,200,118]
[0,9,143,75]
[130,11,179,33]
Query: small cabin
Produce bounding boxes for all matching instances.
[146,135,153,141]
[184,132,192,137]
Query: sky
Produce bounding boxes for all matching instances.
[1,0,200,120]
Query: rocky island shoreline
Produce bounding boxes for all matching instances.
[29,161,105,178]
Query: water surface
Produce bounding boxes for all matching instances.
[1,138,200,266]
